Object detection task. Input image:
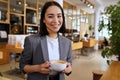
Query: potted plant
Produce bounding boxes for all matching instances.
[98,1,120,64]
[88,25,94,37]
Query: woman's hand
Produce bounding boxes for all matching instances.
[62,62,72,74]
[36,61,51,74]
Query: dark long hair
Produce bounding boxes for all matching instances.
[39,1,66,36]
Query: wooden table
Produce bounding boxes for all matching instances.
[72,41,83,50]
[100,61,120,80]
[83,38,98,47]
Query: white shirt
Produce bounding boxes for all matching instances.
[46,36,60,62]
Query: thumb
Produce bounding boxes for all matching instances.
[44,61,50,66]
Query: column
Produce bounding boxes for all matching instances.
[94,6,101,50]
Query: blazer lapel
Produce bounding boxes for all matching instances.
[40,36,49,61]
[59,36,64,60]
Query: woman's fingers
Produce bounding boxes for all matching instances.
[38,61,51,74]
[63,62,72,73]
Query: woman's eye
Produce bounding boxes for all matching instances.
[48,16,53,18]
[58,15,62,18]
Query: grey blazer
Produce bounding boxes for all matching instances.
[20,34,72,80]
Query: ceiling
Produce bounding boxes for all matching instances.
[8,0,119,14]
[64,0,119,14]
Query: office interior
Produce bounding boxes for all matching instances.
[0,0,120,80]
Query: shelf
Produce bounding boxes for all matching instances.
[10,12,24,17]
[0,21,9,24]
[26,26,38,34]
[26,6,37,11]
[0,0,42,34]
[0,0,8,3]
[25,23,38,27]
[0,0,10,24]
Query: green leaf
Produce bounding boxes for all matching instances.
[107,60,110,65]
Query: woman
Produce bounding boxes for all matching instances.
[20,1,72,80]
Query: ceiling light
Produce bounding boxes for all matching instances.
[90,5,93,9]
[84,0,94,9]
[87,4,90,7]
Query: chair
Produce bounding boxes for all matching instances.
[72,42,83,58]
[9,52,21,72]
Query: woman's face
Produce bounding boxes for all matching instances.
[44,5,63,34]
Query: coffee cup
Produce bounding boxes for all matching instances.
[50,60,67,71]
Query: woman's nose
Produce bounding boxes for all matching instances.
[53,16,59,23]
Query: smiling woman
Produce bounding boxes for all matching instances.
[19,1,72,80]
